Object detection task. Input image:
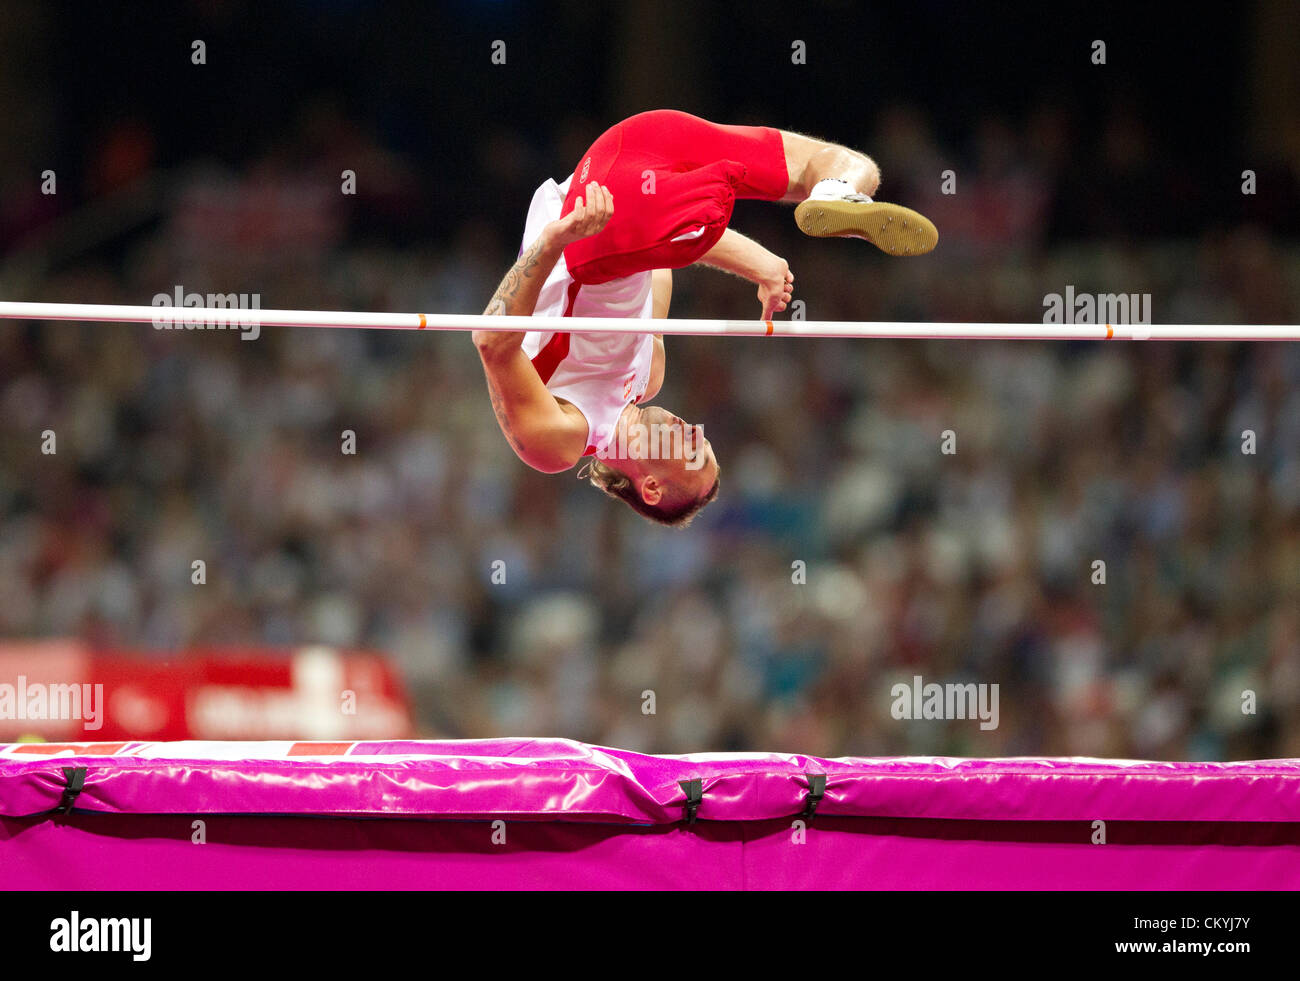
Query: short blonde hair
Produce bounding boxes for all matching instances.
[584,459,719,528]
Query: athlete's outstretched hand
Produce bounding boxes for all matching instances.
[544,181,614,248]
[757,256,795,320]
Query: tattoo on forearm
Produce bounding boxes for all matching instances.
[479,237,555,458]
[484,238,545,316]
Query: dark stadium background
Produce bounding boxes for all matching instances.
[0,0,1296,758]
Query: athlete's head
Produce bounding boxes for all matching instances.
[584,404,719,527]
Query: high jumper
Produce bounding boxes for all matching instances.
[471,109,937,527]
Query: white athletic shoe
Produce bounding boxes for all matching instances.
[795,184,938,256]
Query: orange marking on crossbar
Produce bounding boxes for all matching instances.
[1106,324,1113,339]
[765,321,774,335]
[418,314,427,329]
[287,742,354,756]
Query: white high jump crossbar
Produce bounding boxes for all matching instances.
[0,301,1296,341]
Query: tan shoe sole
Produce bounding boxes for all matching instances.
[794,199,938,256]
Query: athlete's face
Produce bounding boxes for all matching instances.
[629,405,718,504]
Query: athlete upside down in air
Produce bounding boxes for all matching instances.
[473,110,936,527]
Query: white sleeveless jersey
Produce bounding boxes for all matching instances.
[518,175,656,458]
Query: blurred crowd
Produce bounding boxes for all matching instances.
[1,91,1299,761]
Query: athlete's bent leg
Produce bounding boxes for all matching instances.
[780,129,937,256]
[561,111,935,281]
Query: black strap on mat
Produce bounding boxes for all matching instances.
[678,777,702,825]
[801,772,827,821]
[54,766,87,815]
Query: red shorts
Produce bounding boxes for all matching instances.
[560,110,789,285]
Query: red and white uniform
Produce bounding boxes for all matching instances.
[519,111,788,457]
[520,174,655,459]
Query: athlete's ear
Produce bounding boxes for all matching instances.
[637,475,663,507]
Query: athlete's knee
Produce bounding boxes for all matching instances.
[809,143,880,197]
[779,130,880,198]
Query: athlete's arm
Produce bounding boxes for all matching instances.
[474,181,614,348]
[696,227,794,319]
[474,182,614,473]
[475,339,588,473]
[642,269,670,401]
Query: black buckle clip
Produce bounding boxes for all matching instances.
[678,777,703,825]
[55,766,87,815]
[801,773,827,821]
